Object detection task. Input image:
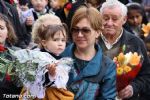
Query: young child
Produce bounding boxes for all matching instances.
[21,0,49,34]
[28,0,49,20]
[124,2,148,38]
[18,0,30,23]
[19,0,29,12]
[28,13,62,49]
[38,24,67,58]
[0,13,17,48]
[35,23,74,100]
[0,13,22,99]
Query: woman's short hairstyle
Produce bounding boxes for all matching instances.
[71,5,102,32]
[31,14,62,44]
[100,0,127,17]
[0,13,17,45]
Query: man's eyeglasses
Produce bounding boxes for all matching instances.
[71,27,92,36]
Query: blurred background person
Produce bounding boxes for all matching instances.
[49,0,72,23]
[142,0,150,21]
[0,0,29,48]
[124,2,148,38]
[21,0,49,36]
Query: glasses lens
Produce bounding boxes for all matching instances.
[81,28,91,35]
[72,27,91,36]
[72,28,79,34]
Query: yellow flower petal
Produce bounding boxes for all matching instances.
[118,52,125,64]
[142,23,150,37]
[129,52,141,66]
[124,65,132,73]
[117,67,124,75]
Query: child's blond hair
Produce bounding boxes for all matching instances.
[31,14,62,44]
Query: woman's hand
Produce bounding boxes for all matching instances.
[46,63,57,77]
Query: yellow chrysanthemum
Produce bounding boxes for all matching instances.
[123,65,132,73]
[117,67,124,75]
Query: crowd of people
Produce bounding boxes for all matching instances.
[0,0,150,100]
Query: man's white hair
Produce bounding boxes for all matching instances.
[100,0,127,17]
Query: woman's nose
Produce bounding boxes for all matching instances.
[77,31,84,37]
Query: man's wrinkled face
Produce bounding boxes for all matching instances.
[101,6,126,36]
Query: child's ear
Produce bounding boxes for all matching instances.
[41,40,46,47]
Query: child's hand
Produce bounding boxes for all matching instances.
[25,16,34,26]
[47,63,57,77]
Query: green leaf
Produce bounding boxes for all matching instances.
[7,62,14,75]
[0,57,10,65]
[26,74,35,82]
[122,44,126,53]
[0,63,7,81]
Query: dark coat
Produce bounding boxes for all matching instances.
[99,29,150,100]
[0,1,30,48]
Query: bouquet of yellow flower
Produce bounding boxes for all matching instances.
[142,22,150,37]
[113,52,142,92]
